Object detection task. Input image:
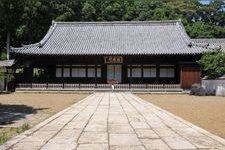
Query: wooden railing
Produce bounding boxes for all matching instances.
[16,83,181,90]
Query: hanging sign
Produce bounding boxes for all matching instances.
[104,56,123,63]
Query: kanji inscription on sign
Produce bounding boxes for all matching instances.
[104,56,123,63]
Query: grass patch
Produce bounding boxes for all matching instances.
[0,123,30,145]
[15,123,30,134]
[0,132,9,145]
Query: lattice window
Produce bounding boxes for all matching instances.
[72,68,86,77]
[160,68,175,78]
[143,68,156,78]
[56,68,62,77]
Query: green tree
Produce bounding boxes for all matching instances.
[82,1,96,21]
[101,1,126,21]
[186,22,215,38]
[1,0,225,51]
[50,2,75,21]
[0,51,7,60]
[18,1,52,44]
[122,1,136,21]
[0,1,25,50]
[134,1,161,21]
[197,52,225,79]
[152,8,167,20]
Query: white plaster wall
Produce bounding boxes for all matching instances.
[202,80,225,96]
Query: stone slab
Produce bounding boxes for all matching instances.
[140,139,171,150]
[77,144,108,150]
[2,92,225,150]
[108,124,134,134]
[109,134,141,146]
[110,145,146,150]
[135,129,159,139]
[78,132,108,144]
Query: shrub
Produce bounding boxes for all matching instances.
[190,83,206,96]
[197,52,225,79]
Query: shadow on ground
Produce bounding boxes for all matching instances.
[0,104,48,125]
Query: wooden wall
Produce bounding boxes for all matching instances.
[180,66,201,89]
[12,54,202,88]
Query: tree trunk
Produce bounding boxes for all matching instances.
[6,32,10,60]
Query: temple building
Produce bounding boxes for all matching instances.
[10,20,223,89]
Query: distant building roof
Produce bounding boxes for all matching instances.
[0,59,15,67]
[10,20,216,56]
[192,39,225,52]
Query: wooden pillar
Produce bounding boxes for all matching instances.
[61,65,64,86]
[53,65,56,83]
[95,64,97,88]
[180,66,183,87]
[121,64,126,84]
[129,64,132,88]
[156,64,160,84]
[44,66,47,83]
[4,75,7,92]
[70,65,72,82]
[103,64,107,83]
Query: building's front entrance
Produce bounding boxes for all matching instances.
[107,65,122,83]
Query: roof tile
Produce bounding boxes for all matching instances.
[0,60,15,67]
[11,21,212,55]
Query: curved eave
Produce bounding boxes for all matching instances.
[10,22,57,52]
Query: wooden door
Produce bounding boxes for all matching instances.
[180,66,201,89]
[107,65,122,83]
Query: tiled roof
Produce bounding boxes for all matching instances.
[10,20,214,56]
[192,39,225,52]
[0,59,15,67]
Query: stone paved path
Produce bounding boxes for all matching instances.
[1,92,225,150]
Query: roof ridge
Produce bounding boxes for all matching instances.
[54,20,181,25]
[193,38,225,40]
[10,46,26,50]
[192,38,225,43]
[174,22,219,51]
[175,21,192,45]
[21,43,40,47]
[191,38,225,51]
[38,22,57,47]
[190,40,222,51]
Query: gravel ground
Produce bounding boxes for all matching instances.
[136,94,225,139]
[0,93,89,127]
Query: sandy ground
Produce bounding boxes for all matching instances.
[0,93,89,127]
[136,94,225,138]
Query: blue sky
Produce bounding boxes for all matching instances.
[199,0,211,5]
[199,0,225,5]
